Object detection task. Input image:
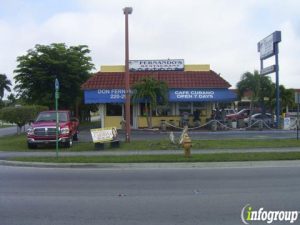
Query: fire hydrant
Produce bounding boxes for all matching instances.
[182,133,192,157]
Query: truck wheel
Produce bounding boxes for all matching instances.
[73,132,78,141]
[27,143,37,149]
[64,138,73,148]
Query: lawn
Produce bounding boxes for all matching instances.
[0,134,94,151]
[1,134,300,152]
[11,152,300,163]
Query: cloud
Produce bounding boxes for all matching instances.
[0,0,300,100]
[278,21,300,87]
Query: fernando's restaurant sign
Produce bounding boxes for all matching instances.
[129,59,184,72]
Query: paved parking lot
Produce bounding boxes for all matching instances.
[78,128,299,142]
[0,126,298,141]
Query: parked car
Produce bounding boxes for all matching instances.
[224,108,236,115]
[225,109,251,121]
[244,113,273,127]
[26,110,79,149]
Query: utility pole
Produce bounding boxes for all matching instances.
[55,78,60,158]
[123,7,133,142]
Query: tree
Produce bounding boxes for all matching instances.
[132,77,168,128]
[236,70,274,111]
[0,74,12,99]
[279,86,295,113]
[14,43,94,112]
[6,93,17,106]
[237,70,296,115]
[0,105,48,134]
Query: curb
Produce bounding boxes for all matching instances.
[1,159,300,169]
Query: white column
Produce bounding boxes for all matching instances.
[99,104,105,128]
[171,103,176,115]
[132,104,139,129]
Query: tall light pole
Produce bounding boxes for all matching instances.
[123,7,132,142]
[55,78,60,159]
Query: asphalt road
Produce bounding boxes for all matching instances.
[1,165,300,225]
[0,125,28,137]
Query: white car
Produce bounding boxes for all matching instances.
[244,113,273,127]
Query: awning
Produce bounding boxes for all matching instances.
[84,88,236,104]
[84,89,126,104]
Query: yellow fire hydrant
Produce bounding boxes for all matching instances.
[182,133,192,157]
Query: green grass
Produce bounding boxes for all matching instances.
[0,124,14,129]
[11,152,300,163]
[1,134,300,152]
[0,134,94,151]
[192,139,300,149]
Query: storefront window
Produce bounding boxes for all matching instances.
[106,103,122,116]
[193,102,210,117]
[139,103,156,116]
[193,102,206,110]
[178,102,192,115]
[156,104,171,116]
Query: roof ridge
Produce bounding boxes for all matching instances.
[81,70,231,90]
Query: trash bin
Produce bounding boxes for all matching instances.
[237,119,244,128]
[160,120,166,131]
[283,117,291,130]
[231,121,237,129]
[259,120,263,130]
[211,120,217,131]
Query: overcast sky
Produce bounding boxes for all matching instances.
[1,0,300,98]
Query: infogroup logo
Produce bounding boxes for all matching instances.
[241,204,299,224]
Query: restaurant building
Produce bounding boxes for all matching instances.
[81,59,236,129]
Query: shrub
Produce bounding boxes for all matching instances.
[0,105,48,134]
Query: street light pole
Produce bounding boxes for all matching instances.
[123,7,132,143]
[55,78,60,159]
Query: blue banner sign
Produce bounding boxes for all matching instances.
[84,89,126,103]
[168,89,236,102]
[84,88,237,104]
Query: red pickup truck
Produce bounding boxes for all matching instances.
[225,109,251,121]
[27,110,79,149]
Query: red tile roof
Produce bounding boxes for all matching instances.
[81,70,231,90]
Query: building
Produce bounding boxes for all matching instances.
[81,59,236,129]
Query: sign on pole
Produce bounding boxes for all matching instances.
[258,31,281,129]
[258,31,281,60]
[295,92,300,104]
[55,78,59,91]
[260,65,277,76]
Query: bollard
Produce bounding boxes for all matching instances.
[160,120,166,131]
[182,133,192,157]
[211,120,217,131]
[259,120,263,131]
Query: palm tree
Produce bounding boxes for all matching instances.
[279,86,295,113]
[237,70,273,111]
[132,77,168,128]
[0,74,12,99]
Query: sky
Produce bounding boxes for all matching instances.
[1,0,300,98]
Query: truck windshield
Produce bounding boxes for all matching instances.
[36,112,68,122]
